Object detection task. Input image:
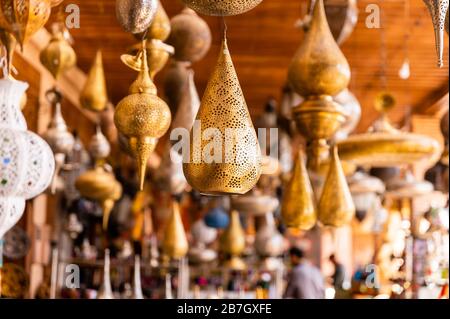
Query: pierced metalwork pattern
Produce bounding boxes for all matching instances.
[423,0,449,67]
[183,39,262,195]
[181,0,263,16]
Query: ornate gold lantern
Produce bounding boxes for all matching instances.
[80,50,108,112]
[423,0,449,67]
[288,0,351,171]
[183,38,262,195]
[114,41,171,190]
[115,0,158,34]
[181,0,263,16]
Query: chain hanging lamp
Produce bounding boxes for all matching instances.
[183,35,262,195]
[288,0,351,171]
[115,41,171,190]
[80,50,108,112]
[281,150,317,230]
[220,210,246,270]
[0,0,52,46]
[162,201,189,260]
[181,0,263,16]
[0,76,55,249]
[423,0,449,67]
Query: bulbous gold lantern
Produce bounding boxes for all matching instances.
[40,24,76,80]
[0,0,52,46]
[220,210,246,270]
[114,42,171,190]
[80,50,108,112]
[288,0,350,171]
[281,150,317,230]
[318,146,355,227]
[183,38,262,195]
[181,0,263,16]
[162,201,189,260]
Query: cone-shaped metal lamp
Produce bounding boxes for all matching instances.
[80,50,108,112]
[220,210,246,270]
[162,201,189,260]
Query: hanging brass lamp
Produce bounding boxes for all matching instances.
[181,0,263,16]
[220,210,246,270]
[0,0,52,46]
[115,0,158,34]
[338,93,441,167]
[80,50,108,112]
[281,150,317,230]
[183,37,262,195]
[318,146,355,227]
[167,8,212,64]
[40,23,77,80]
[162,201,189,260]
[423,0,449,67]
[386,171,434,199]
[114,41,171,190]
[288,0,351,171]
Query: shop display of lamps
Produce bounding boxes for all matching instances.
[423,0,449,67]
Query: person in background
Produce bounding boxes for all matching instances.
[330,254,346,290]
[284,247,325,299]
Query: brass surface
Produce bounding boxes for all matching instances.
[40,24,76,80]
[167,8,212,63]
[281,150,317,230]
[0,0,52,45]
[162,201,189,259]
[75,165,122,230]
[220,210,246,270]
[318,146,355,227]
[183,38,262,195]
[0,29,16,75]
[115,0,158,34]
[115,43,171,190]
[80,50,108,112]
[423,0,449,67]
[147,0,171,41]
[181,0,263,16]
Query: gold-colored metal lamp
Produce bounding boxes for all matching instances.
[75,165,122,230]
[318,146,355,227]
[288,0,351,171]
[40,23,76,80]
[162,201,189,260]
[182,37,262,195]
[181,0,263,16]
[220,210,246,271]
[114,41,171,190]
[0,0,52,46]
[281,150,317,230]
[80,50,108,112]
[338,93,441,167]
[423,0,449,67]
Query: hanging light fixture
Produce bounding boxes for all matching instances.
[220,210,246,270]
[0,76,55,248]
[338,93,441,167]
[181,0,263,16]
[80,50,108,112]
[0,0,52,46]
[281,150,316,230]
[183,36,262,195]
[115,0,158,34]
[254,212,284,270]
[162,201,189,260]
[288,0,350,171]
[115,41,171,190]
[189,219,218,263]
[423,0,449,67]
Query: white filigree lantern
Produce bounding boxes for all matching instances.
[0,77,55,240]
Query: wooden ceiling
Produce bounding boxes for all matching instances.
[48,0,448,133]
